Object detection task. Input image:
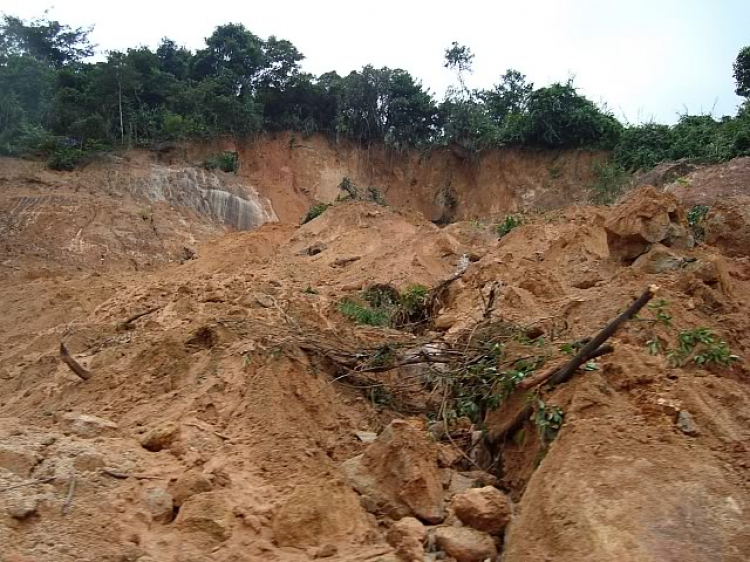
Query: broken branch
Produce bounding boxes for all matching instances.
[547,286,658,386]
[0,477,56,493]
[61,472,76,515]
[118,306,161,330]
[60,343,92,381]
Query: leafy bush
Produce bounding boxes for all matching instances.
[339,283,431,328]
[301,202,330,224]
[613,123,674,171]
[687,205,710,241]
[338,299,391,327]
[338,177,358,199]
[591,160,628,204]
[666,328,739,367]
[47,146,84,171]
[203,151,239,173]
[495,214,524,237]
[367,186,387,206]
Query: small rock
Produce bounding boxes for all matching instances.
[450,486,511,535]
[175,491,232,542]
[303,242,327,256]
[387,517,427,562]
[434,527,497,562]
[74,452,106,473]
[677,410,699,436]
[168,470,213,506]
[139,422,180,452]
[255,294,275,308]
[144,486,174,524]
[7,498,38,520]
[355,431,378,444]
[312,544,338,558]
[331,256,361,268]
[60,413,118,438]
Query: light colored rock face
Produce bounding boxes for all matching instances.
[341,420,445,524]
[271,481,371,549]
[128,165,278,231]
[604,187,682,261]
[503,419,750,562]
[434,526,498,562]
[450,487,511,536]
[387,517,427,562]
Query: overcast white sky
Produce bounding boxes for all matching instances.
[3,0,748,124]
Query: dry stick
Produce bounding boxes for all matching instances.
[119,306,161,329]
[61,472,76,515]
[516,344,615,391]
[60,343,92,381]
[0,477,56,493]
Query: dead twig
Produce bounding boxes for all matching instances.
[118,306,161,330]
[100,468,171,480]
[0,477,56,493]
[60,343,92,381]
[61,472,76,515]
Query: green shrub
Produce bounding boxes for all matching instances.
[495,214,524,238]
[687,205,710,241]
[203,151,239,173]
[666,328,739,367]
[338,177,358,199]
[47,146,84,171]
[367,186,387,205]
[591,160,628,204]
[339,283,431,328]
[302,202,330,224]
[338,299,391,327]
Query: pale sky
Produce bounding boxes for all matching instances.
[3,0,748,124]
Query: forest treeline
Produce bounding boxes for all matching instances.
[1,14,750,174]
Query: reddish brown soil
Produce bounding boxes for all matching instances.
[1,149,749,562]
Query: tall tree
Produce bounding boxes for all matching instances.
[733,46,750,98]
[0,13,93,68]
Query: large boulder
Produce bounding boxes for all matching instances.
[434,526,498,562]
[503,417,750,561]
[272,481,371,548]
[706,196,750,258]
[605,187,683,261]
[341,420,445,524]
[450,486,512,535]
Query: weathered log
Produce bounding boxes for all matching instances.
[547,285,658,386]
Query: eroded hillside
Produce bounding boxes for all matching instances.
[1,147,750,562]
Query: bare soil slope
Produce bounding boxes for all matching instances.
[1,150,750,562]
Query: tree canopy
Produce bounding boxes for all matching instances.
[1,14,749,174]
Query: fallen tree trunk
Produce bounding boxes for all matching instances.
[488,286,658,445]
